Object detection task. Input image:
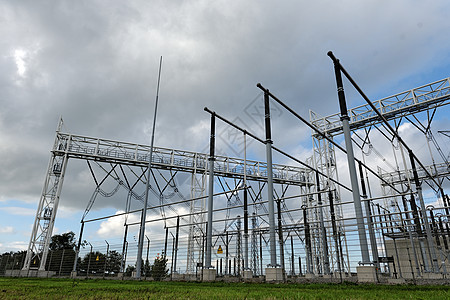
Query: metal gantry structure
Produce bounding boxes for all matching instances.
[309,74,450,277]
[21,73,450,281]
[22,122,313,272]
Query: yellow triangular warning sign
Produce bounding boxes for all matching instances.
[96,255,99,261]
[217,245,223,254]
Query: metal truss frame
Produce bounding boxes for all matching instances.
[311,77,450,137]
[309,77,450,276]
[23,127,312,272]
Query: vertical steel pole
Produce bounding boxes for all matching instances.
[72,222,85,273]
[358,162,379,268]
[277,200,285,273]
[145,236,150,278]
[123,242,128,275]
[299,256,302,276]
[87,243,92,277]
[303,205,313,274]
[263,90,277,267]
[121,224,128,272]
[290,236,295,276]
[259,232,263,275]
[243,188,249,270]
[316,172,330,274]
[243,133,249,271]
[170,234,175,279]
[104,240,109,278]
[328,52,370,264]
[164,227,168,259]
[205,112,215,269]
[225,231,229,275]
[237,216,241,276]
[173,216,180,273]
[136,56,163,279]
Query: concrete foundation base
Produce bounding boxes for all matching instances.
[422,272,443,279]
[304,273,315,279]
[387,278,406,285]
[36,270,55,278]
[202,268,216,282]
[333,272,347,279]
[184,274,197,281]
[171,273,184,281]
[265,267,284,282]
[4,270,20,277]
[70,271,77,278]
[20,270,37,277]
[357,266,378,283]
[243,270,253,280]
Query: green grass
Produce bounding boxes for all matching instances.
[0,277,448,299]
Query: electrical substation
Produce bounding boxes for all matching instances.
[14,54,450,283]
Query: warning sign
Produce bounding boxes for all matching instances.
[217,245,223,254]
[96,255,99,261]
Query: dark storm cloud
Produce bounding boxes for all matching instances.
[1,0,450,216]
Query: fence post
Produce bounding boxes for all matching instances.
[11,255,18,274]
[87,243,93,278]
[145,236,150,279]
[0,255,3,275]
[104,240,109,278]
[47,251,53,277]
[170,233,175,280]
[59,249,65,276]
[4,255,10,275]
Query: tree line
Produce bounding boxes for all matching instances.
[1,231,167,279]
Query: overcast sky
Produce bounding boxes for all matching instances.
[1,0,450,255]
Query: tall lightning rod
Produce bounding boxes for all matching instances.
[136,56,163,278]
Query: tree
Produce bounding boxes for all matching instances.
[151,255,168,281]
[143,259,151,277]
[106,250,122,274]
[0,251,27,273]
[49,231,76,251]
[43,232,78,274]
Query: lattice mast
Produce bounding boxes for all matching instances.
[310,110,348,274]
[186,155,207,274]
[23,118,68,271]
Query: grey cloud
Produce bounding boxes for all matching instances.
[1,1,450,216]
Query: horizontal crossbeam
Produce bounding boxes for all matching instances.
[55,132,312,186]
[311,77,450,136]
[379,162,450,186]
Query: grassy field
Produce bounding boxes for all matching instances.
[0,277,448,299]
